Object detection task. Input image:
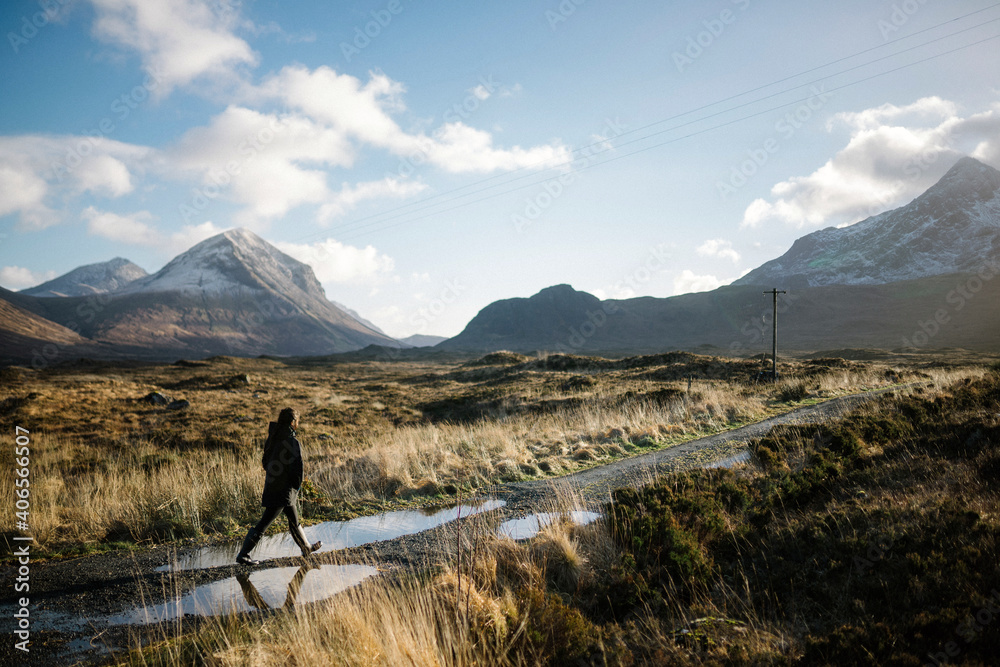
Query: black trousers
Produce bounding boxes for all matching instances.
[252,503,300,535]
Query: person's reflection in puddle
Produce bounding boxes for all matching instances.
[236,563,318,611]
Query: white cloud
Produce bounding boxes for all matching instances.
[673,270,725,295]
[3,22,570,235]
[742,98,1000,229]
[499,83,523,98]
[169,107,433,224]
[83,206,159,245]
[0,266,58,290]
[0,135,151,230]
[252,65,412,151]
[168,222,229,254]
[829,97,958,132]
[89,0,257,98]
[696,239,740,263]
[251,65,571,175]
[422,122,570,174]
[318,178,427,223]
[275,238,395,284]
[170,106,354,223]
[471,84,492,101]
[168,64,569,223]
[591,285,637,300]
[82,208,227,255]
[0,162,53,229]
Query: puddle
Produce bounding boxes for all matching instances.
[498,511,602,540]
[0,562,378,661]
[704,450,752,469]
[106,563,378,625]
[160,498,506,571]
[0,606,94,635]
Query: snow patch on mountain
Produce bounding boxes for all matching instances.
[121,228,327,300]
[21,257,148,297]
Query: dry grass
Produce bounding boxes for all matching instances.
[0,351,990,552]
[25,363,1000,665]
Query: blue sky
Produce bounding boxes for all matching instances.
[1,0,999,338]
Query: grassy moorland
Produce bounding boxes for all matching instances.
[0,350,987,557]
[116,361,1000,666]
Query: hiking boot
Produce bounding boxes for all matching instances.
[236,528,262,565]
[290,524,322,557]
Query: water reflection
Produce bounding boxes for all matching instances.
[106,563,378,625]
[160,498,506,572]
[498,511,602,540]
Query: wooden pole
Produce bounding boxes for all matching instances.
[764,289,786,380]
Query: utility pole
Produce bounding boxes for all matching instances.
[764,288,786,381]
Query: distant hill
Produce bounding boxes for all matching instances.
[438,277,1000,353]
[0,289,101,364]
[735,157,1000,288]
[332,301,387,336]
[21,257,148,297]
[1,229,402,361]
[401,334,448,347]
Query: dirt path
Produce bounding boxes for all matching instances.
[512,388,895,504]
[0,387,901,666]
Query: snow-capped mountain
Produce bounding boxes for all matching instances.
[21,257,147,297]
[735,157,1000,287]
[2,228,400,358]
[121,228,326,300]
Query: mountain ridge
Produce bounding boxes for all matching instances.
[2,228,401,360]
[438,274,1000,354]
[734,157,1000,287]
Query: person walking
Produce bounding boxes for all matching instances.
[237,407,322,565]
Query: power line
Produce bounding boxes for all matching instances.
[332,16,1000,239]
[285,5,1000,244]
[334,4,1000,237]
[331,31,1000,242]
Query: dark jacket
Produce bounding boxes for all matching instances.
[261,421,303,507]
